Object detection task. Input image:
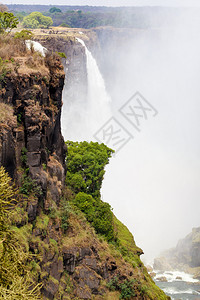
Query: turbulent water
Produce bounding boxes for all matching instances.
[153,271,200,300]
[61,38,111,141]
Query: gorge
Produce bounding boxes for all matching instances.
[1,5,200,298]
[0,29,170,299]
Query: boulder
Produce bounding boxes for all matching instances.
[156,276,167,282]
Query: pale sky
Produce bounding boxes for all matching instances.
[3,0,200,7]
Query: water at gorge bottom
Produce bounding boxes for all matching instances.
[154,271,200,300]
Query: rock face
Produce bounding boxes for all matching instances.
[0,56,66,220]
[154,227,200,275]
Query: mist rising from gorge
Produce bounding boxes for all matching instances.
[61,8,200,262]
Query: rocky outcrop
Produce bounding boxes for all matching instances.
[0,55,66,220]
[154,227,200,277]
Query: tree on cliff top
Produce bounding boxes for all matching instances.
[0,11,18,33]
[23,11,53,29]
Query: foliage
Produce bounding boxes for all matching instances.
[0,166,17,228]
[119,279,136,299]
[107,276,136,299]
[56,51,67,59]
[23,12,53,29]
[15,11,28,21]
[60,22,70,27]
[20,173,43,197]
[112,216,143,268]
[0,11,18,33]
[0,56,14,87]
[42,163,47,171]
[14,29,33,40]
[66,141,114,199]
[49,7,62,13]
[0,167,41,299]
[20,147,28,166]
[66,141,115,241]
[60,199,71,233]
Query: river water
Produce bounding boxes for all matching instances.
[154,271,200,300]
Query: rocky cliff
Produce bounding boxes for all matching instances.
[0,33,170,299]
[0,47,66,221]
[154,227,200,280]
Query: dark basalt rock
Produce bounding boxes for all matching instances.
[0,63,66,221]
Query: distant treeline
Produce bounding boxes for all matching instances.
[7,5,188,29]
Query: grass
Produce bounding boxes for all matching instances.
[62,212,96,248]
[35,213,49,230]
[0,103,16,127]
[113,215,142,255]
[0,34,62,76]
[10,224,32,252]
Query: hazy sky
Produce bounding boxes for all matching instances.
[3,0,200,7]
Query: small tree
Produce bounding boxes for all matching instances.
[23,12,53,29]
[49,7,62,13]
[0,11,18,33]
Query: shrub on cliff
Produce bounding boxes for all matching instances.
[14,29,34,40]
[22,12,53,29]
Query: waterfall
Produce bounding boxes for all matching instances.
[26,40,47,57]
[61,38,111,141]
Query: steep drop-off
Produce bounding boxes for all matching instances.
[0,34,170,299]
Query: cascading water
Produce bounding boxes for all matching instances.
[25,40,47,57]
[61,38,111,141]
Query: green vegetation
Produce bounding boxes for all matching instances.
[0,56,14,86]
[64,141,169,299]
[23,12,53,29]
[0,11,18,33]
[56,52,67,59]
[60,23,70,27]
[74,192,114,241]
[14,29,34,40]
[107,276,136,299]
[66,141,115,241]
[60,199,70,233]
[0,166,41,299]
[20,173,43,197]
[20,147,28,166]
[66,141,114,198]
[49,7,62,14]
